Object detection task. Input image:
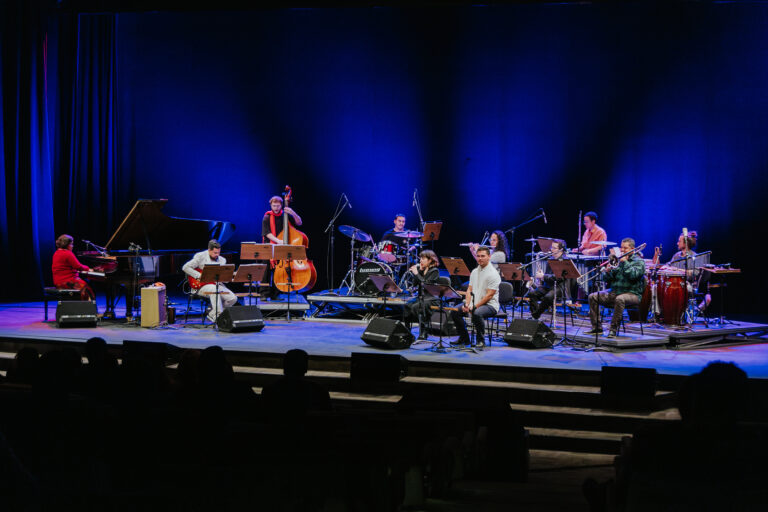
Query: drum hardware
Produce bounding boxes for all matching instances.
[355,261,394,295]
[338,225,375,295]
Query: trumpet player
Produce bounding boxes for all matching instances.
[586,238,645,338]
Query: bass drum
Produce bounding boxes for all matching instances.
[355,261,393,295]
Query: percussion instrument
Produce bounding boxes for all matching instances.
[592,240,617,246]
[358,244,377,262]
[377,241,400,263]
[394,230,424,239]
[657,271,688,325]
[355,261,394,295]
[338,225,373,243]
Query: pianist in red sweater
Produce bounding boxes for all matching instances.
[51,234,95,300]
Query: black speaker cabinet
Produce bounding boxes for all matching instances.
[429,310,458,336]
[217,306,265,333]
[55,301,98,327]
[503,318,555,348]
[361,318,415,350]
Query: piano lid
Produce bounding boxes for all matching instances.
[105,199,236,252]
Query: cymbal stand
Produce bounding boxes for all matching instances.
[339,233,359,295]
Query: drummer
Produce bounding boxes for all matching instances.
[379,213,410,264]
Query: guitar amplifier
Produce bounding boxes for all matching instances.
[141,284,167,327]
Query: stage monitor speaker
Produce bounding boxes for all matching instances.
[55,301,98,327]
[361,318,414,350]
[217,306,265,333]
[503,318,555,348]
[429,310,458,336]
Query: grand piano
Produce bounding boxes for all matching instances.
[78,199,236,318]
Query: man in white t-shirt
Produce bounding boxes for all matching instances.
[182,239,238,323]
[449,246,501,348]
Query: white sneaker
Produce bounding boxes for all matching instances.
[206,313,217,324]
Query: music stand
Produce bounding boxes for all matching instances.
[537,237,558,253]
[423,283,463,352]
[499,263,530,318]
[364,275,406,324]
[440,257,471,277]
[234,263,267,306]
[199,264,235,329]
[421,222,442,243]
[272,244,307,321]
[240,242,274,261]
[547,259,581,343]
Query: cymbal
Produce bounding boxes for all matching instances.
[592,241,616,246]
[523,237,539,242]
[338,225,372,242]
[394,230,424,239]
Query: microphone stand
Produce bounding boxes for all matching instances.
[324,194,350,292]
[504,210,547,260]
[413,189,425,232]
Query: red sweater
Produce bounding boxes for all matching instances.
[52,249,89,286]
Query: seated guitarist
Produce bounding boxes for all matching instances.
[182,239,237,323]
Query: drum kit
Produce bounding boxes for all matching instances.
[337,225,424,295]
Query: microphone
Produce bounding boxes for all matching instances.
[541,208,548,224]
[83,239,91,245]
[344,193,352,209]
[412,188,417,207]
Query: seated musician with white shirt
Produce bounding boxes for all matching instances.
[182,239,237,323]
[449,246,501,349]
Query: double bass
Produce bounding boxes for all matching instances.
[273,185,317,293]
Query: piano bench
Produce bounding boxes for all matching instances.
[43,287,83,322]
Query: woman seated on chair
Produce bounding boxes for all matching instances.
[404,250,441,341]
[528,240,571,320]
[51,234,95,301]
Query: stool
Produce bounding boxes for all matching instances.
[184,292,210,325]
[43,287,82,321]
[621,304,645,335]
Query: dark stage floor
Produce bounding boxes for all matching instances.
[2,298,768,379]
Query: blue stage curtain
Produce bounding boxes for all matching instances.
[1,3,117,301]
[0,1,56,301]
[53,13,120,240]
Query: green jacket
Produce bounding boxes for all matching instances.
[605,254,645,297]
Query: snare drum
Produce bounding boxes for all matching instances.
[658,272,688,325]
[355,261,394,295]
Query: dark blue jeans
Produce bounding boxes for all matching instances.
[449,304,497,342]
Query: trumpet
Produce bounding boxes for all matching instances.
[576,243,647,287]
